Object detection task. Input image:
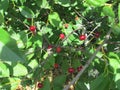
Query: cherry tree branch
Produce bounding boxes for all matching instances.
[63,29,112,90]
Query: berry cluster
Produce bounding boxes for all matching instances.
[68,66,83,74]
[29,23,100,89]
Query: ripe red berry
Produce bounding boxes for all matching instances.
[77,66,83,72]
[54,63,59,68]
[59,33,65,40]
[47,45,52,49]
[94,32,100,38]
[79,35,86,40]
[37,82,43,88]
[68,67,75,74]
[56,47,61,53]
[64,23,69,29]
[29,26,36,32]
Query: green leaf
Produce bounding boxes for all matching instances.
[28,59,38,69]
[0,12,4,24]
[0,77,20,90]
[61,59,69,73]
[64,24,76,43]
[0,61,10,77]
[75,81,88,90]
[19,6,35,18]
[96,51,103,58]
[109,58,120,73]
[44,55,55,70]
[86,0,108,7]
[90,74,110,90]
[41,78,51,90]
[36,0,50,9]
[53,75,66,89]
[19,0,26,5]
[13,63,28,76]
[32,32,42,48]
[109,58,120,74]
[102,6,115,18]
[0,28,24,62]
[115,74,120,89]
[48,12,61,27]
[11,31,28,49]
[72,59,81,69]
[18,31,28,48]
[55,0,71,7]
[108,52,120,60]
[118,4,120,24]
[111,24,120,36]
[109,52,120,89]
[0,0,9,11]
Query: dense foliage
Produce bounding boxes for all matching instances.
[0,0,120,90]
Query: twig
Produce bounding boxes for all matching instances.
[86,23,101,39]
[107,41,120,44]
[63,29,112,90]
[10,14,29,29]
[74,9,89,23]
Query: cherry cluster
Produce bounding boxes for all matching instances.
[29,22,100,89]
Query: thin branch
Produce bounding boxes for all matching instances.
[74,9,89,23]
[9,14,29,29]
[63,29,112,90]
[107,41,120,44]
[86,23,101,39]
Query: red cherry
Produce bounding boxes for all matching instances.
[77,66,83,72]
[59,33,65,40]
[37,82,43,88]
[54,63,59,68]
[68,67,75,74]
[94,32,100,38]
[64,24,69,29]
[79,35,86,40]
[29,26,36,32]
[56,47,61,53]
[47,45,52,49]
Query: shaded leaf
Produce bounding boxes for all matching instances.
[53,75,66,90]
[0,12,4,24]
[41,78,51,90]
[111,24,120,36]
[75,81,88,90]
[0,0,9,11]
[19,0,26,5]
[36,0,50,9]
[118,3,120,23]
[90,74,110,90]
[19,6,35,18]
[44,55,55,70]
[0,28,24,62]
